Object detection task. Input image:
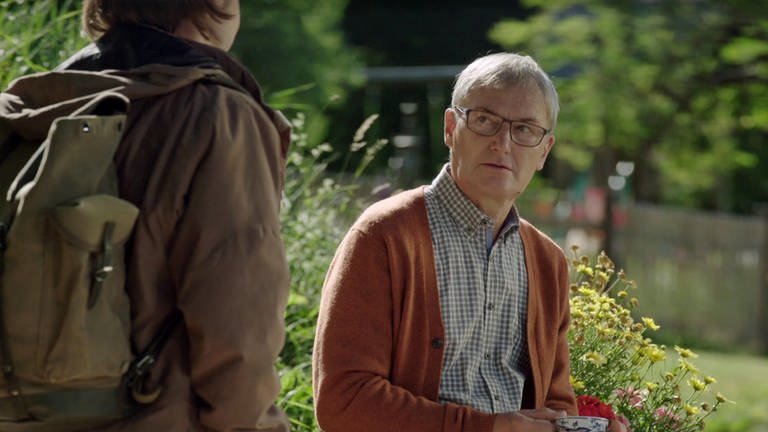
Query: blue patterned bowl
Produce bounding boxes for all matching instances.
[554,416,609,432]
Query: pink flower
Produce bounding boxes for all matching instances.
[613,386,649,409]
[654,406,681,429]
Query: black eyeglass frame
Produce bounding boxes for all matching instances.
[453,105,551,148]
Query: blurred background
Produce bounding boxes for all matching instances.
[243,2,768,430]
[241,0,768,353]
[2,0,766,430]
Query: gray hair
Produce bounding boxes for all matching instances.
[451,52,560,130]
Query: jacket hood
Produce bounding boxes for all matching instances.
[0,64,231,142]
[0,22,290,158]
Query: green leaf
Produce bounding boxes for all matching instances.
[720,37,768,64]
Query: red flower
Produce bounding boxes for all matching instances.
[577,395,617,420]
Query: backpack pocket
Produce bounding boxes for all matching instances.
[38,194,138,383]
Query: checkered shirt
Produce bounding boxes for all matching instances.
[424,165,530,414]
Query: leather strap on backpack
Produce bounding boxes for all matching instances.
[124,309,182,405]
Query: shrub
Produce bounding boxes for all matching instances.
[277,113,386,431]
[568,247,728,431]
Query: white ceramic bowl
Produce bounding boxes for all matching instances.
[554,416,609,432]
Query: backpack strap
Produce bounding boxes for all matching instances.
[0,207,31,420]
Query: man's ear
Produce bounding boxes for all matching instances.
[444,108,457,150]
[537,134,556,171]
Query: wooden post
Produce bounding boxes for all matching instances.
[758,204,768,354]
[602,186,614,258]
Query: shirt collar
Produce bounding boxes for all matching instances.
[428,164,520,236]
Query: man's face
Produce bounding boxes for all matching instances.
[444,84,555,210]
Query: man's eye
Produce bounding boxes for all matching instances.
[513,124,533,135]
[474,114,491,124]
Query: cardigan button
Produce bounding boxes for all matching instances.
[431,337,443,349]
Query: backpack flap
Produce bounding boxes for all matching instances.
[51,195,138,252]
[7,92,128,213]
[51,194,138,310]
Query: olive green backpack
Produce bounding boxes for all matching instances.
[0,72,177,431]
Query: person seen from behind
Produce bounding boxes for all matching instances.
[56,1,291,430]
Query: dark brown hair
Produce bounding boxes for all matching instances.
[82,0,234,39]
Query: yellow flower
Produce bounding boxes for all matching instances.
[674,345,698,358]
[598,326,616,337]
[716,392,728,403]
[597,270,610,283]
[689,378,706,391]
[583,351,607,366]
[642,317,660,331]
[642,346,666,363]
[577,264,594,277]
[569,376,585,390]
[679,359,700,374]
[565,251,724,429]
[597,252,614,269]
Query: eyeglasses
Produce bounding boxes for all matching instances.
[453,106,550,148]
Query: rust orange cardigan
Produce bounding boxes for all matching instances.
[313,187,577,432]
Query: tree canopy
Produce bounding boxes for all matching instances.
[233,0,361,142]
[490,0,768,212]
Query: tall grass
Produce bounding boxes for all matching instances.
[277,113,386,431]
[0,0,84,88]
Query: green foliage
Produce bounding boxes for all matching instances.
[0,0,84,88]
[568,249,727,431]
[233,0,363,145]
[277,113,386,431]
[489,0,768,212]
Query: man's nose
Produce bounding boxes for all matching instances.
[490,121,514,152]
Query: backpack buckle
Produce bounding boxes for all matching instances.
[88,221,115,308]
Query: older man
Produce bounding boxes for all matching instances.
[313,53,624,432]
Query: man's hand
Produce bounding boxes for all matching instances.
[608,419,628,432]
[492,408,566,432]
